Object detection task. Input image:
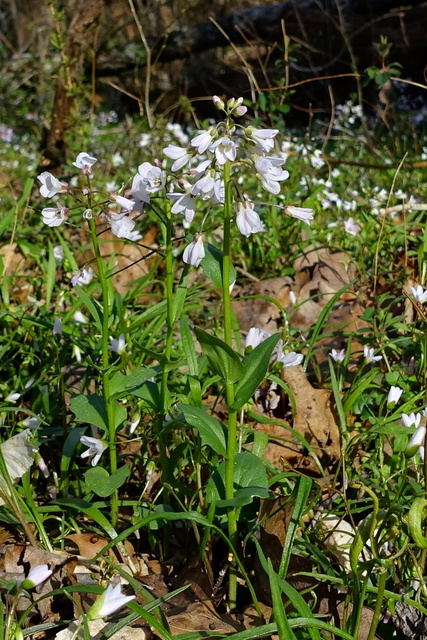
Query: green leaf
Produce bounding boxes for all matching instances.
[84,465,130,497]
[110,367,157,397]
[178,404,227,456]
[70,394,126,432]
[207,452,269,516]
[201,243,236,289]
[172,266,190,324]
[231,334,280,409]
[194,328,243,383]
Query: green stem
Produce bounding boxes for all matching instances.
[222,161,238,609]
[366,571,387,640]
[88,218,118,527]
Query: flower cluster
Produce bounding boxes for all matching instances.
[245,326,303,368]
[402,409,427,460]
[163,96,313,265]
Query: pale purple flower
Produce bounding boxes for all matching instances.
[344,217,360,236]
[364,346,382,363]
[52,317,62,336]
[410,285,427,303]
[71,267,94,287]
[137,162,166,193]
[183,234,205,267]
[72,152,98,175]
[38,172,67,198]
[235,201,264,237]
[87,583,135,620]
[190,127,216,154]
[80,435,107,466]
[108,334,126,354]
[212,95,225,110]
[245,327,271,349]
[387,386,403,406]
[20,564,52,589]
[329,348,345,362]
[22,415,41,429]
[402,412,422,429]
[286,206,314,225]
[246,127,279,153]
[227,97,247,117]
[41,203,68,227]
[163,144,193,172]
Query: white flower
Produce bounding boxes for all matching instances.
[289,290,297,306]
[183,234,205,267]
[80,435,107,467]
[406,426,426,457]
[129,414,141,434]
[73,311,88,324]
[402,412,421,429]
[109,194,135,212]
[245,327,271,349]
[22,415,41,429]
[212,95,225,110]
[38,172,67,198]
[190,127,216,154]
[387,386,403,406]
[254,156,289,195]
[286,206,314,224]
[235,201,264,237]
[163,144,192,171]
[130,174,151,210]
[137,162,166,193]
[83,208,93,219]
[228,97,247,117]
[108,213,136,240]
[276,342,303,367]
[53,245,64,261]
[72,152,98,175]
[344,217,360,236]
[210,136,237,165]
[410,285,427,303]
[73,345,82,363]
[87,583,135,620]
[246,127,279,153]
[111,152,124,167]
[20,564,52,589]
[191,169,223,202]
[71,267,94,287]
[363,346,382,363]
[167,191,196,223]
[329,348,345,362]
[5,392,20,403]
[109,334,126,354]
[41,203,67,227]
[52,317,62,336]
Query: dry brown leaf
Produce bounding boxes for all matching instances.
[167,601,239,636]
[65,533,134,561]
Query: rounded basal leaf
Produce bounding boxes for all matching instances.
[84,466,130,497]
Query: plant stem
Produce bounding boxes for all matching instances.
[366,571,387,640]
[88,217,118,527]
[222,162,238,609]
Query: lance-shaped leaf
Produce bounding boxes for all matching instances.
[194,328,243,383]
[231,333,280,410]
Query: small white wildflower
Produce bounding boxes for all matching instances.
[41,203,67,227]
[109,193,135,212]
[38,172,67,198]
[246,127,279,153]
[5,392,20,403]
[111,152,124,167]
[53,245,64,261]
[235,201,264,237]
[329,348,346,362]
[108,334,126,354]
[363,346,382,363]
[22,415,41,429]
[210,136,237,165]
[183,234,205,267]
[73,311,88,324]
[190,127,216,154]
[129,414,141,434]
[20,564,52,589]
[163,144,193,172]
[402,412,421,429]
[137,162,166,193]
[80,435,107,467]
[87,583,135,620]
[82,208,93,219]
[387,386,403,407]
[52,317,62,336]
[410,285,427,303]
[245,327,271,350]
[286,206,314,224]
[289,291,297,306]
[108,213,136,240]
[71,267,94,287]
[276,341,303,367]
[167,190,196,223]
[406,426,426,457]
[72,152,98,175]
[344,217,360,236]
